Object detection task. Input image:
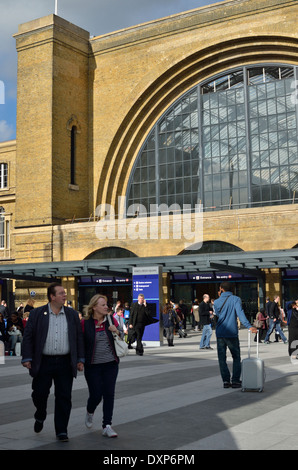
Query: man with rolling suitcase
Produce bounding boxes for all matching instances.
[214,282,257,389]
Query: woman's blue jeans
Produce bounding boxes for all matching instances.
[84,361,118,428]
[217,337,241,384]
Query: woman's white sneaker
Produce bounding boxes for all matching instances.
[85,412,94,429]
[102,425,118,438]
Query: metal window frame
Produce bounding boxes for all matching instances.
[126,64,297,214]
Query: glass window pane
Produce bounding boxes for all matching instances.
[159,164,167,180]
[176,179,183,194]
[127,64,296,214]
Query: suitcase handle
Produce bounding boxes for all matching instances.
[248,329,259,358]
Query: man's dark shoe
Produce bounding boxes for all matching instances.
[223,382,231,388]
[34,420,44,433]
[56,433,69,442]
[232,382,242,388]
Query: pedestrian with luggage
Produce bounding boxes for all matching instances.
[213,281,257,388]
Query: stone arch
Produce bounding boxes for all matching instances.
[66,114,81,134]
[84,246,137,260]
[179,240,243,255]
[96,35,298,213]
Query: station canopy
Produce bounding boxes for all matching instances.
[1,248,298,283]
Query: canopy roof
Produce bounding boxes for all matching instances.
[1,248,298,283]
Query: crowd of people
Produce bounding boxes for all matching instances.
[1,290,296,357]
[0,283,297,443]
[1,290,295,358]
[0,299,35,356]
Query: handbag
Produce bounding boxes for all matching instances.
[107,315,129,357]
[253,319,262,328]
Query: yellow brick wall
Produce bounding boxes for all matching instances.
[0,0,297,304]
[51,21,90,223]
[49,204,298,262]
[14,23,54,228]
[14,15,90,228]
[0,140,16,262]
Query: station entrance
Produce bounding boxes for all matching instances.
[78,275,132,312]
[282,269,298,304]
[171,272,258,321]
[77,270,259,322]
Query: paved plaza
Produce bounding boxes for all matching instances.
[0,326,297,452]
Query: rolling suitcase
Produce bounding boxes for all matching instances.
[241,331,265,392]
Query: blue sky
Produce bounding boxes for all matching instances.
[0,0,222,142]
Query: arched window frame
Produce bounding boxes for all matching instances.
[126,64,298,214]
[0,163,8,190]
[66,115,81,190]
[70,125,77,186]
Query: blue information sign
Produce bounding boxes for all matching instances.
[132,266,162,346]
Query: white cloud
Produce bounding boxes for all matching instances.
[0,120,14,142]
[0,0,220,137]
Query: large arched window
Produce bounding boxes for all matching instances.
[127,64,298,213]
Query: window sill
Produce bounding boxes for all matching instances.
[68,184,79,191]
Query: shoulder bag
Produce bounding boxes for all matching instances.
[107,314,129,357]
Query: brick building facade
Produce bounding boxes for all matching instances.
[0,0,297,310]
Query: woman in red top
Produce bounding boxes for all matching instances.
[254,308,268,343]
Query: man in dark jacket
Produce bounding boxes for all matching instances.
[22,282,84,442]
[199,294,214,349]
[263,295,287,344]
[128,294,157,356]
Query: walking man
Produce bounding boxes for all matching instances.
[199,294,214,349]
[128,294,157,355]
[214,282,257,388]
[22,282,84,441]
[263,295,287,344]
